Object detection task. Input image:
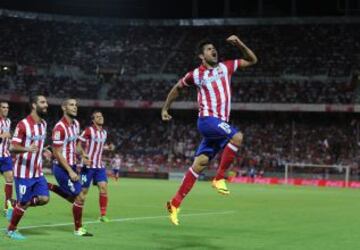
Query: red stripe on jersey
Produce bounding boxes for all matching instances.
[182,60,238,122]
[12,116,46,178]
[81,126,107,168]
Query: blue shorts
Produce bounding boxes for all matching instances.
[80,167,108,188]
[0,156,13,174]
[53,164,82,197]
[112,169,120,175]
[14,176,49,204]
[195,117,238,160]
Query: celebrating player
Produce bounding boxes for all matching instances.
[78,110,111,222]
[161,35,257,225]
[6,95,50,240]
[0,101,13,215]
[47,98,93,236]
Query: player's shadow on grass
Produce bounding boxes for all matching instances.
[22,225,73,235]
[157,234,222,250]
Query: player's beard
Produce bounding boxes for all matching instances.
[36,107,48,118]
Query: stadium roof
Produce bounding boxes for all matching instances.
[1,0,358,19]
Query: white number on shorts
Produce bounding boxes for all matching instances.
[67,179,75,192]
[218,122,231,134]
[81,175,87,185]
[19,185,27,195]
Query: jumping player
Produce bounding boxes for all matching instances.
[161,35,257,225]
[6,95,50,240]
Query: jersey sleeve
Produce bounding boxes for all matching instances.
[52,126,65,148]
[179,71,195,88]
[78,127,90,142]
[11,122,25,145]
[222,59,241,75]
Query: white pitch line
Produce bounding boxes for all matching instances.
[1,210,235,231]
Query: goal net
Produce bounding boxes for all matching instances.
[283,163,351,187]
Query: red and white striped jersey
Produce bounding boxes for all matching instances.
[111,157,122,170]
[0,117,11,157]
[52,117,81,166]
[11,115,47,178]
[78,125,107,168]
[180,59,241,122]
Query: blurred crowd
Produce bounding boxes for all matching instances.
[0,17,358,103]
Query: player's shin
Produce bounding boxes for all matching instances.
[215,143,239,180]
[99,193,108,216]
[171,167,199,208]
[8,204,25,231]
[48,182,75,203]
[72,202,83,230]
[4,182,13,209]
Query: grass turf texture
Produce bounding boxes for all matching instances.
[0,176,360,250]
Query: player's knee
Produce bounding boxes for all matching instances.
[4,172,13,183]
[39,196,50,205]
[99,186,107,194]
[193,154,209,173]
[76,193,86,204]
[231,132,243,146]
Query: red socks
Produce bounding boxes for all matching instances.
[171,167,198,208]
[4,182,13,209]
[72,202,83,231]
[8,205,25,231]
[215,143,239,181]
[99,194,108,216]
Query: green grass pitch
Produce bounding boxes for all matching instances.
[1,176,360,250]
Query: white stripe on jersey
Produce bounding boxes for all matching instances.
[14,118,46,178]
[214,67,227,121]
[219,63,232,121]
[0,118,11,157]
[204,70,219,118]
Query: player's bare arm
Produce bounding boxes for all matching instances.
[226,35,258,68]
[53,146,79,181]
[161,80,183,121]
[10,143,38,154]
[0,131,11,139]
[76,141,91,165]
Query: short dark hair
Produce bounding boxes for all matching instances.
[29,94,43,109]
[62,97,77,107]
[196,39,215,56]
[91,110,102,120]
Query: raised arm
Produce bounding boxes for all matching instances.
[161,80,182,121]
[226,35,258,68]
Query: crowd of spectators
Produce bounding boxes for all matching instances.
[0,16,358,104]
[0,74,356,104]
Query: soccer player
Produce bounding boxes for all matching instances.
[78,110,111,222]
[161,35,257,225]
[48,98,93,236]
[111,154,122,181]
[6,95,50,240]
[0,101,13,215]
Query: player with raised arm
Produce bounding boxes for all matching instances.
[47,98,93,236]
[0,101,14,215]
[161,35,257,225]
[5,95,50,240]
